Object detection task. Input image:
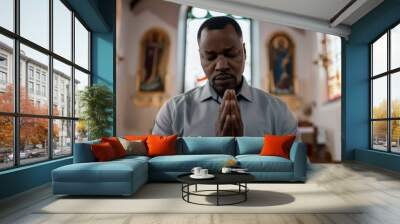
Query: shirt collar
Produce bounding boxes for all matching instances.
[237,79,253,102]
[199,78,253,103]
[199,81,219,102]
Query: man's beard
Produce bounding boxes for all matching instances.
[211,73,242,96]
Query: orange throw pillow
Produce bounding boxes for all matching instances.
[146,135,177,157]
[260,135,296,159]
[101,137,127,158]
[91,142,117,161]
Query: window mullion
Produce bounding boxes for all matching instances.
[88,31,91,75]
[71,10,76,155]
[370,45,373,149]
[388,30,391,152]
[49,0,53,160]
[13,0,20,167]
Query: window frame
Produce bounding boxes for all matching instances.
[0,53,7,87]
[0,0,92,171]
[0,71,7,85]
[369,20,400,154]
[0,53,8,89]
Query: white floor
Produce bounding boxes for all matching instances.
[1,162,400,224]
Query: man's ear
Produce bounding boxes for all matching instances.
[199,49,205,66]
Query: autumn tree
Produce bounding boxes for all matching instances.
[0,85,14,149]
[372,99,400,143]
[0,84,59,152]
[391,99,400,143]
[372,100,387,139]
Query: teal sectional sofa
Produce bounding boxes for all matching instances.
[52,137,307,196]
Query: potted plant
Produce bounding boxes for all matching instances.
[79,84,113,140]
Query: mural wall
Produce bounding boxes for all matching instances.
[116,0,341,161]
[116,0,179,135]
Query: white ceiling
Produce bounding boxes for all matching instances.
[164,0,384,38]
[226,0,353,23]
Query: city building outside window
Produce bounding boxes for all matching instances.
[0,54,7,88]
[28,81,34,94]
[35,70,40,81]
[28,67,34,80]
[54,89,58,101]
[42,85,46,97]
[36,83,40,95]
[0,71,6,86]
[0,54,7,67]
[41,73,46,82]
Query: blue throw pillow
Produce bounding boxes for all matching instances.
[236,137,264,155]
[179,137,235,155]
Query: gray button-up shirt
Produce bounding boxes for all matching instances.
[152,80,297,136]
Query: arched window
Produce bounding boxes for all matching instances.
[184,7,252,91]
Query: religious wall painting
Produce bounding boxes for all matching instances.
[267,32,295,95]
[134,27,170,107]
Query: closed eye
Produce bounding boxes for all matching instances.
[206,54,217,61]
[225,52,236,58]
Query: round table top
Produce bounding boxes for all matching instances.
[177,172,255,185]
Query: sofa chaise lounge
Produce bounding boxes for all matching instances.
[52,137,307,196]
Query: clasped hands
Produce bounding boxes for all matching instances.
[215,89,244,136]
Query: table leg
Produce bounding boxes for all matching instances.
[181,184,183,199]
[245,183,247,201]
[187,184,190,202]
[195,184,197,192]
[217,184,219,206]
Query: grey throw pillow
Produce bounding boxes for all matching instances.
[118,137,147,156]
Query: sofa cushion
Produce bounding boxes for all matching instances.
[101,137,127,158]
[260,135,296,159]
[147,135,177,157]
[148,154,235,172]
[236,155,293,172]
[124,135,148,141]
[53,158,147,183]
[118,138,147,156]
[179,137,235,155]
[115,155,150,163]
[91,142,118,161]
[73,139,100,163]
[236,137,263,155]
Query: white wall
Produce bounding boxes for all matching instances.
[309,33,342,161]
[257,23,341,161]
[116,0,180,135]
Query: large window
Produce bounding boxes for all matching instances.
[325,34,341,101]
[370,23,400,153]
[0,0,91,171]
[184,7,252,91]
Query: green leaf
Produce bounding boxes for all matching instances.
[79,84,113,140]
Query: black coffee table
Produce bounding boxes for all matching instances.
[177,172,255,206]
